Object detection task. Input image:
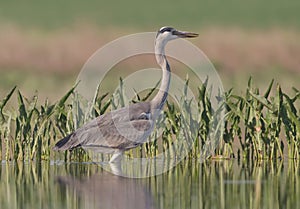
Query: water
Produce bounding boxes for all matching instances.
[0,160,299,209]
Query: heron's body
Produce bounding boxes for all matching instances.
[54,101,153,153]
[53,27,198,163]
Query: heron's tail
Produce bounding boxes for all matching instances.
[53,133,80,151]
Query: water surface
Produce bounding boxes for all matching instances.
[0,160,299,209]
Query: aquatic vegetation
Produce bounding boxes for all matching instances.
[223,78,300,160]
[0,78,299,162]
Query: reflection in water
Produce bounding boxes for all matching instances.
[56,171,157,209]
[0,160,299,209]
[97,158,179,177]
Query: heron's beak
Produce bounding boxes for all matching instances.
[173,30,199,38]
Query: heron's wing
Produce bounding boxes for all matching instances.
[54,116,154,153]
[80,118,154,152]
[53,102,152,151]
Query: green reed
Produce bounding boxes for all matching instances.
[224,78,300,160]
[0,77,299,162]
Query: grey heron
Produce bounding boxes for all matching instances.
[53,27,198,163]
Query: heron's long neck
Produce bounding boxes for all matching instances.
[151,40,171,111]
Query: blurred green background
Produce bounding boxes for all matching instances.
[1,0,299,29]
[0,0,299,101]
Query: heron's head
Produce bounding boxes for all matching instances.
[156,26,198,43]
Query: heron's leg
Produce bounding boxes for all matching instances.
[109,150,123,163]
[109,162,122,175]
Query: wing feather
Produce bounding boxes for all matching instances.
[53,101,153,152]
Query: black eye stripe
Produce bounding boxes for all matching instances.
[159,27,174,34]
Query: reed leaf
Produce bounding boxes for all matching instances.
[0,86,16,122]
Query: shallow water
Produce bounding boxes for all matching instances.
[0,159,299,209]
